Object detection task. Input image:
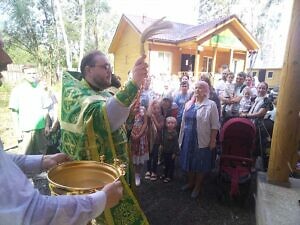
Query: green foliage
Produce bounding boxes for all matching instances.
[0,83,12,107]
[197,0,285,65]
[0,0,118,81]
[4,44,35,64]
[1,0,61,81]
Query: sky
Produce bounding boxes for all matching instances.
[109,0,293,67]
[109,0,199,24]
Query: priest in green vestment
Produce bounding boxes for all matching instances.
[60,50,149,225]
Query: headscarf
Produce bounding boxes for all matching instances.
[184,81,209,111]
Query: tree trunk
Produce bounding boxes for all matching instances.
[78,0,86,71]
[267,0,300,183]
[54,0,72,70]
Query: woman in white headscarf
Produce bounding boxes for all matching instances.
[179,81,220,199]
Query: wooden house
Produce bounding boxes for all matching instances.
[109,14,260,84]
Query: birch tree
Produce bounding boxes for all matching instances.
[78,0,86,71]
[53,0,72,70]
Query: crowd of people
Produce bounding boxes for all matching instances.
[1,40,280,224]
[127,65,277,199]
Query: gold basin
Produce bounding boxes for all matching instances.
[47,161,122,195]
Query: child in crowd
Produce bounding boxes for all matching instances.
[223,72,235,102]
[159,97,173,166]
[145,100,165,181]
[130,104,149,186]
[161,116,179,183]
[222,72,235,117]
[161,97,173,119]
[126,94,141,139]
[239,87,253,114]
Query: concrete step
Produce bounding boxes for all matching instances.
[256,172,300,225]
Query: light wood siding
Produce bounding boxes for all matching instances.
[199,50,230,72]
[233,52,246,60]
[199,50,213,72]
[215,52,230,72]
[202,29,247,51]
[266,69,282,87]
[114,27,140,83]
[265,69,281,88]
[249,68,282,88]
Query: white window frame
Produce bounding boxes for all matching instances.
[232,59,245,74]
[203,56,213,72]
[150,51,172,75]
[267,71,274,79]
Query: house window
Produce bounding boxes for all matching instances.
[232,59,245,74]
[252,71,257,77]
[233,60,238,74]
[203,56,213,72]
[150,51,172,75]
[267,71,273,79]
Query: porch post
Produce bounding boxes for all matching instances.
[194,48,200,80]
[229,48,234,72]
[243,50,248,72]
[267,0,300,183]
[212,47,217,74]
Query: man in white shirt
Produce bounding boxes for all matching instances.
[215,67,229,97]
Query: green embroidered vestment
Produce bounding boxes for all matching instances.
[60,71,149,225]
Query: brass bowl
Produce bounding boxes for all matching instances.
[47,161,123,195]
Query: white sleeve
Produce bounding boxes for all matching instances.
[178,110,186,148]
[210,102,220,130]
[106,97,130,132]
[8,86,19,111]
[8,153,43,175]
[0,148,107,225]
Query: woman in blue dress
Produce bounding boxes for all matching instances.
[178,81,220,198]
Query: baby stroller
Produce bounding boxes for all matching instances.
[217,118,256,204]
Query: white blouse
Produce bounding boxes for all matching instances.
[179,98,220,148]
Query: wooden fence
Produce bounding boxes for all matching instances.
[2,64,24,84]
[1,64,61,85]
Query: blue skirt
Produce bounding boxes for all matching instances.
[179,104,213,173]
[180,134,213,173]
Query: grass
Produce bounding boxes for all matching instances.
[0,83,19,149]
[0,82,61,150]
[0,83,11,106]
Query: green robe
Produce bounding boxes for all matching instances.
[60,71,148,225]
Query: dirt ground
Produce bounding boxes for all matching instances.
[135,165,256,225]
[30,161,256,225]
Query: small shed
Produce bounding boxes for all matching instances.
[248,67,282,89]
[0,48,13,72]
[109,14,259,83]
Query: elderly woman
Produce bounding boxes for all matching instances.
[179,81,220,198]
[200,74,221,117]
[241,81,273,170]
